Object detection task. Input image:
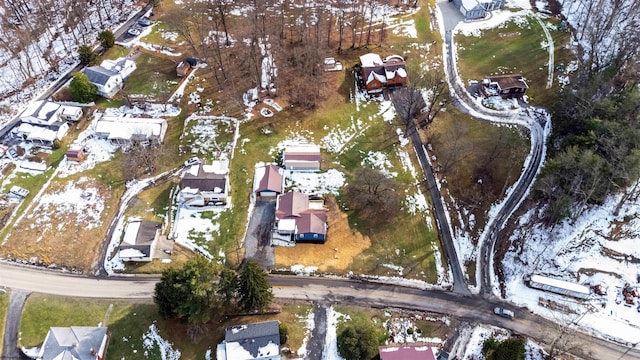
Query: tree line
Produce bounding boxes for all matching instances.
[154,257,274,342]
[534,64,640,224]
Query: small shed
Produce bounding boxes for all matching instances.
[176,57,198,77]
[283,144,321,171]
[66,148,85,162]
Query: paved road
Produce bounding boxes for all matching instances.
[0,264,637,359]
[436,0,548,295]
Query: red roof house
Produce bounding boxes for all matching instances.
[275,191,327,243]
[256,164,284,198]
[379,345,436,360]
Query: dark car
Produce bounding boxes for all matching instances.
[137,17,151,26]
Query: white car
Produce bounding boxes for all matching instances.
[127,27,141,37]
[184,157,201,167]
[493,307,515,319]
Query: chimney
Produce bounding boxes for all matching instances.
[91,348,97,356]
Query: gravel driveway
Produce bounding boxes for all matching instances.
[244,200,276,268]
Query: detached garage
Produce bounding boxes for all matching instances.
[255,164,284,198]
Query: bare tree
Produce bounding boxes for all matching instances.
[343,167,401,224]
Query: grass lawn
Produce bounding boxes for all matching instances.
[125,52,180,100]
[455,13,574,106]
[141,23,184,47]
[0,290,8,355]
[126,180,177,222]
[100,45,130,61]
[20,294,312,360]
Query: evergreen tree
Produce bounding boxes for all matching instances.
[153,256,220,323]
[98,30,115,49]
[69,72,97,103]
[78,44,97,65]
[237,260,273,312]
[217,267,238,306]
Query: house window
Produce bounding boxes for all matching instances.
[502,89,509,94]
[313,234,318,238]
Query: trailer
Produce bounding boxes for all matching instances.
[525,274,591,300]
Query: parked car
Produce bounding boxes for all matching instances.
[184,157,201,167]
[127,27,141,36]
[493,307,515,319]
[6,147,19,160]
[137,17,151,26]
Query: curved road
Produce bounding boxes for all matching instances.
[0,264,637,359]
[436,0,548,296]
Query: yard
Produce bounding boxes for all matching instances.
[124,52,181,100]
[455,12,575,105]
[19,294,313,360]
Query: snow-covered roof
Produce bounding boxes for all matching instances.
[278,218,296,232]
[360,53,383,67]
[119,248,146,259]
[529,274,591,296]
[222,321,280,360]
[100,57,137,79]
[38,327,107,360]
[460,0,482,10]
[20,100,61,124]
[366,70,388,84]
[95,115,167,142]
[122,221,142,245]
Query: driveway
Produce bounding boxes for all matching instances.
[2,289,29,360]
[243,200,276,268]
[437,0,465,32]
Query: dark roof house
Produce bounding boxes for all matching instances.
[118,220,162,261]
[216,320,281,360]
[451,0,505,20]
[180,161,230,205]
[37,326,108,360]
[82,66,123,98]
[481,74,528,99]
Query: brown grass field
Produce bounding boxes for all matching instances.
[275,196,371,272]
[0,177,121,272]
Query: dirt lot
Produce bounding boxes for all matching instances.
[274,196,371,273]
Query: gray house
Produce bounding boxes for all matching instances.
[37,326,108,360]
[452,0,505,20]
[82,66,123,98]
[217,321,281,360]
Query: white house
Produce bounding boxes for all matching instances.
[20,100,62,126]
[17,122,69,146]
[59,106,83,121]
[95,114,168,145]
[100,57,137,79]
[82,66,123,98]
[37,326,108,360]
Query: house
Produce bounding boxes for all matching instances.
[255,164,284,199]
[275,191,327,243]
[180,160,230,206]
[66,148,85,162]
[100,57,137,79]
[36,326,108,360]
[118,220,162,262]
[358,53,407,94]
[82,66,123,98]
[379,345,437,360]
[20,100,62,126]
[60,106,83,121]
[481,74,528,99]
[95,114,168,145]
[282,144,321,171]
[451,0,505,20]
[17,121,69,146]
[176,57,198,77]
[216,321,281,360]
